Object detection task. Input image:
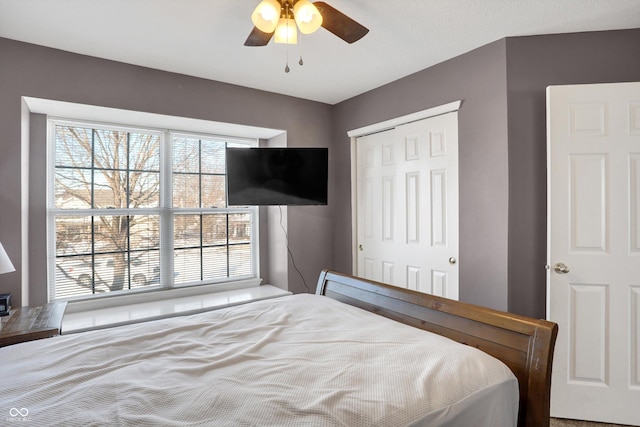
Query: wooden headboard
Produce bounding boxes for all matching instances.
[316,269,558,427]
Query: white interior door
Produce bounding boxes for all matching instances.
[355,112,459,299]
[547,82,640,425]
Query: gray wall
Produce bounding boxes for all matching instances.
[331,28,640,318]
[2,28,639,317]
[0,37,333,306]
[505,29,640,317]
[331,39,511,311]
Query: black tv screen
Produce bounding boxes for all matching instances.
[226,147,328,206]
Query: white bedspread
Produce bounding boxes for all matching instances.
[1,294,518,426]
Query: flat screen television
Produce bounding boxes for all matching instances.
[226,147,328,206]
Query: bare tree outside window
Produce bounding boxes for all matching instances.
[54,126,161,296]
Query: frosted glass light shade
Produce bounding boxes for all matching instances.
[293,0,322,34]
[274,18,298,44]
[0,243,15,275]
[251,0,281,33]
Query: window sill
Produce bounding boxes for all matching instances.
[61,285,291,334]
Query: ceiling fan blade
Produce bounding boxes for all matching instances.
[314,1,369,44]
[244,26,274,46]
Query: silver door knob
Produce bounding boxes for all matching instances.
[448,257,457,265]
[553,263,570,274]
[358,244,363,251]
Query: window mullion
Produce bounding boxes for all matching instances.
[126,132,131,290]
[199,139,204,281]
[90,129,96,294]
[226,213,230,277]
[160,131,174,289]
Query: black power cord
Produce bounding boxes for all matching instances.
[278,205,311,293]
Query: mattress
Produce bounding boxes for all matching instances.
[0,294,518,426]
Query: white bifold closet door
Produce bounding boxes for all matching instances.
[355,111,459,299]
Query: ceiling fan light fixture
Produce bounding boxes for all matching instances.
[251,0,281,33]
[244,0,368,47]
[274,18,298,44]
[293,0,323,34]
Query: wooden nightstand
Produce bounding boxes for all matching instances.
[0,301,67,347]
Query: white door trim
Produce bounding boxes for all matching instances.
[347,100,462,138]
[347,100,462,275]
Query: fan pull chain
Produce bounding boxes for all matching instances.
[284,3,291,73]
[285,46,290,73]
[298,28,304,66]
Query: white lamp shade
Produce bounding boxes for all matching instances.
[274,18,298,44]
[0,243,15,275]
[251,0,281,33]
[293,0,323,34]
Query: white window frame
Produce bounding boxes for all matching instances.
[46,117,259,303]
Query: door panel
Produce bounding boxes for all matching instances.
[569,283,608,384]
[569,154,607,252]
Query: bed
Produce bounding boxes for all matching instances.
[316,270,558,426]
[1,269,557,426]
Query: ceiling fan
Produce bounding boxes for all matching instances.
[244,0,369,47]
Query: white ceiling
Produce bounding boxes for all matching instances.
[1,0,639,105]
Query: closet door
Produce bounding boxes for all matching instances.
[355,112,459,299]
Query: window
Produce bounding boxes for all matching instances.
[48,120,257,301]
